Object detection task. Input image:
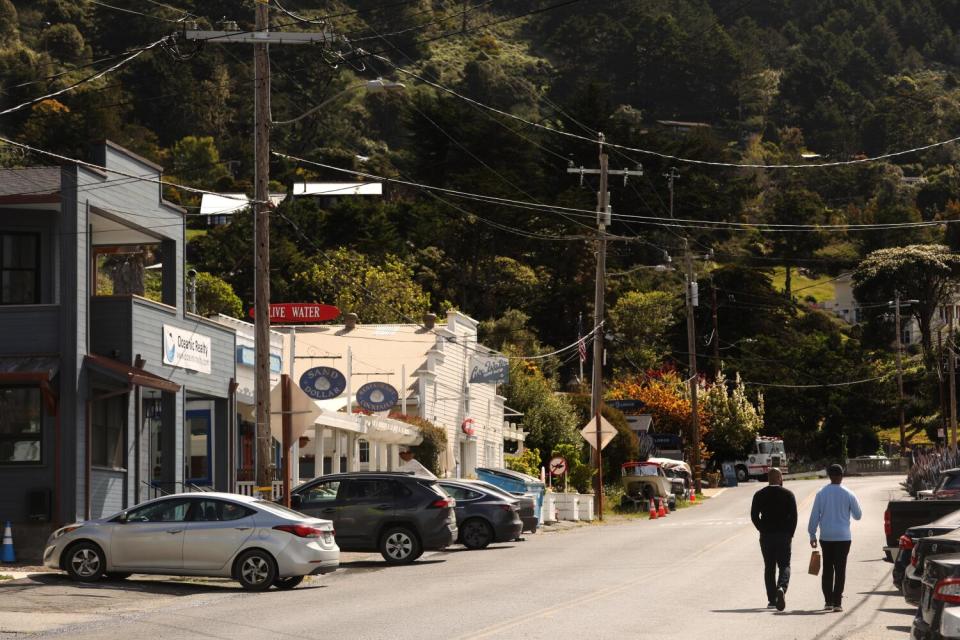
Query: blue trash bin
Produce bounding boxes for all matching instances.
[476,468,546,522]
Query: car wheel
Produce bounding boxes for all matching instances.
[736,466,749,483]
[380,526,421,564]
[236,550,277,591]
[461,519,494,550]
[65,542,105,583]
[104,572,132,580]
[273,575,305,590]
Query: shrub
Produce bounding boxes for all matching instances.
[505,448,541,477]
[390,414,447,477]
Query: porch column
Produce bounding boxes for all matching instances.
[314,425,324,478]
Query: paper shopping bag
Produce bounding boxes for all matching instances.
[808,550,821,576]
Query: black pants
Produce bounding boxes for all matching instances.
[760,533,792,604]
[820,540,852,606]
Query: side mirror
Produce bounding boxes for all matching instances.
[290,494,302,510]
[117,512,128,523]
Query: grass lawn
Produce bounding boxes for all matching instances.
[877,424,933,446]
[186,228,207,242]
[771,267,836,302]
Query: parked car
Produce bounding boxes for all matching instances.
[464,480,539,534]
[912,530,960,608]
[912,553,960,639]
[884,498,960,562]
[438,480,523,549]
[895,510,960,603]
[44,492,338,591]
[621,461,676,510]
[290,472,457,564]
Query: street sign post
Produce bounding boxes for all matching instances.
[579,416,618,450]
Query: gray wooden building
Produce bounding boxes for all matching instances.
[0,141,236,560]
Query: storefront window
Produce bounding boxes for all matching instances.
[1,233,39,305]
[0,386,42,464]
[186,409,211,484]
[92,395,125,469]
[144,397,163,482]
[359,439,369,464]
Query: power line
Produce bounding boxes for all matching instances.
[0,36,169,118]
[368,52,960,170]
[90,0,183,23]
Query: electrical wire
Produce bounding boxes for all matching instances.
[0,36,169,118]
[89,0,183,23]
[368,52,960,170]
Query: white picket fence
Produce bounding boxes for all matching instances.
[235,481,285,500]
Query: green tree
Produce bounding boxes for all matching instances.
[38,23,85,63]
[701,373,764,464]
[170,136,230,187]
[290,248,431,324]
[609,290,678,373]
[193,271,242,318]
[568,394,639,485]
[853,244,960,361]
[766,185,828,298]
[501,359,580,467]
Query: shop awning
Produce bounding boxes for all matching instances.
[0,355,60,415]
[0,355,58,383]
[84,354,181,393]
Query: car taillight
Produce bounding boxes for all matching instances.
[900,535,915,551]
[884,509,891,536]
[934,578,960,604]
[498,504,516,512]
[273,524,322,538]
[430,498,455,508]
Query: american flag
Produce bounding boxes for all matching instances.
[577,315,588,363]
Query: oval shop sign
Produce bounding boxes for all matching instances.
[299,366,347,400]
[356,381,399,412]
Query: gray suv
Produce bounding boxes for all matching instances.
[290,472,457,564]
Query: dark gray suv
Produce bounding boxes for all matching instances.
[289,472,457,564]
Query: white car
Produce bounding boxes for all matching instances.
[44,492,338,591]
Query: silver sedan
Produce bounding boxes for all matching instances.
[43,492,339,591]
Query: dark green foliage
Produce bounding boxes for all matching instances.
[568,394,639,485]
[391,414,447,477]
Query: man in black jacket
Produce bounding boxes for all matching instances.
[750,468,797,611]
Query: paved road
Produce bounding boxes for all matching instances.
[15,476,912,639]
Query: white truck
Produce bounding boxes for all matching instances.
[733,436,788,482]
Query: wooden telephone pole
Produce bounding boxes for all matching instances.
[184,8,337,497]
[567,136,642,519]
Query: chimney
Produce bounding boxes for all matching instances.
[423,313,437,330]
[344,313,358,331]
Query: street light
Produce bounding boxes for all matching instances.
[272,78,406,125]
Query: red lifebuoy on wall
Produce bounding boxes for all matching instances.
[461,418,477,436]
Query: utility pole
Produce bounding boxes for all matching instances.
[253,0,273,498]
[711,282,721,379]
[894,292,906,450]
[184,13,337,498]
[951,306,958,456]
[567,136,642,520]
[684,239,702,494]
[664,167,680,219]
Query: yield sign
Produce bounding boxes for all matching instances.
[579,416,618,450]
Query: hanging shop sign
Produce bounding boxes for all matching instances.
[162,324,212,374]
[356,381,399,412]
[468,355,509,384]
[248,303,341,324]
[299,366,347,400]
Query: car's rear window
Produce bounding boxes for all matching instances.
[253,500,309,519]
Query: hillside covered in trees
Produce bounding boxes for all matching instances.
[4,0,960,460]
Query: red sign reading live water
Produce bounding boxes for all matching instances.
[248,303,341,323]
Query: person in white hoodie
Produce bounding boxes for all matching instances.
[807,464,862,612]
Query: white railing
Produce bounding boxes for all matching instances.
[235,480,285,500]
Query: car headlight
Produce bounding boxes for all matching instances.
[54,525,82,539]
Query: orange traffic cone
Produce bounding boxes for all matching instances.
[649,499,658,519]
[690,488,697,504]
[657,498,667,518]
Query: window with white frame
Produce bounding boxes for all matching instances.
[359,439,369,464]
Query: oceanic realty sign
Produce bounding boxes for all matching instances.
[468,355,509,384]
[162,324,212,374]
